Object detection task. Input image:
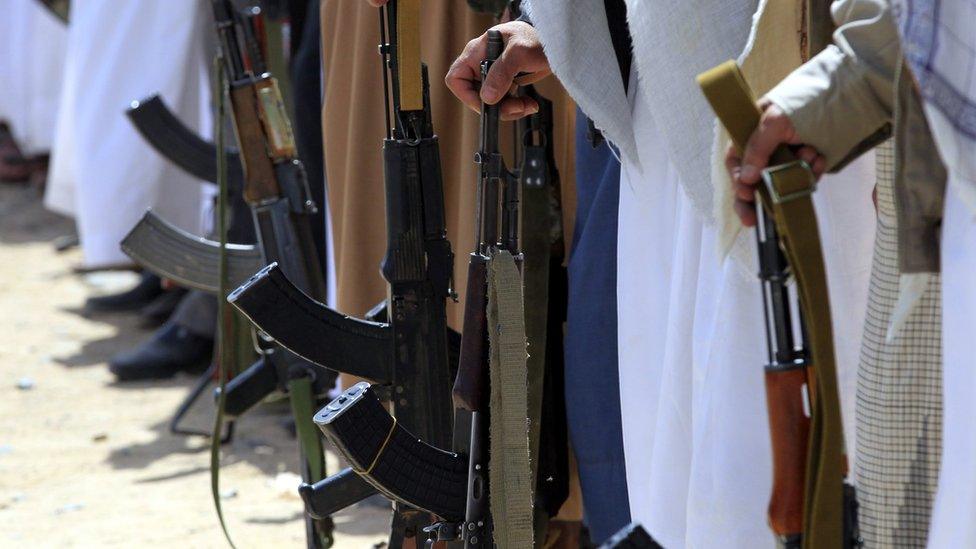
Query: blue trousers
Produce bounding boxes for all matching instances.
[564,111,630,543]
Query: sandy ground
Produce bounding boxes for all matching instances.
[0,183,388,548]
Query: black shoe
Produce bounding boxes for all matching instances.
[85,272,163,313]
[138,286,188,327]
[110,322,214,381]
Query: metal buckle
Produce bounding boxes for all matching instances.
[761,160,817,204]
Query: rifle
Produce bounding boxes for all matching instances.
[315,29,562,548]
[228,1,459,544]
[209,2,336,546]
[697,62,861,548]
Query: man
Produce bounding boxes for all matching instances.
[449,2,876,545]
[727,1,975,545]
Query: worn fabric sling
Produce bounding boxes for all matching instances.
[487,250,534,549]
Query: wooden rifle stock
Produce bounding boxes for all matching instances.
[765,366,810,537]
[452,254,489,412]
[228,76,279,204]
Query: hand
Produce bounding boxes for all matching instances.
[365,0,388,6]
[446,21,551,121]
[725,99,826,226]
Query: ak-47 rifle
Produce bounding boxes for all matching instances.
[228,1,458,544]
[313,29,560,548]
[697,63,861,548]
[208,2,336,547]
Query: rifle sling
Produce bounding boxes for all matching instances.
[210,53,239,549]
[697,61,845,547]
[395,0,423,112]
[487,250,534,549]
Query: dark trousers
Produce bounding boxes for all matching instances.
[564,110,630,543]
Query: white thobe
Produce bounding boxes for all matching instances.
[929,177,976,548]
[0,0,66,154]
[45,0,211,268]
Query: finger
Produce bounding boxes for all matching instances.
[797,146,818,166]
[735,199,757,227]
[740,113,794,185]
[446,37,487,113]
[811,156,826,178]
[513,70,549,87]
[725,144,742,175]
[482,43,524,104]
[734,179,756,202]
[499,96,539,121]
[366,0,388,6]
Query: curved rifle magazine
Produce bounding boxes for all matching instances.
[127,94,244,184]
[121,210,262,294]
[228,263,394,384]
[314,383,468,522]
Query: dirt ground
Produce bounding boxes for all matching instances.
[0,183,388,548]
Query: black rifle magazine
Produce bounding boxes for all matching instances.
[127,95,243,184]
[228,263,394,384]
[314,383,468,521]
[600,523,663,549]
[121,210,263,295]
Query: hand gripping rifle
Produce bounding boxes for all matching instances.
[697,62,861,548]
[227,1,459,542]
[209,2,337,546]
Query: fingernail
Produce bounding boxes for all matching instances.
[528,105,539,115]
[731,167,741,183]
[741,165,758,182]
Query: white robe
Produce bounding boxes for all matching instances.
[0,0,66,154]
[928,177,976,548]
[617,75,876,548]
[45,0,211,269]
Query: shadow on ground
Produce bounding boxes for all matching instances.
[0,183,74,245]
